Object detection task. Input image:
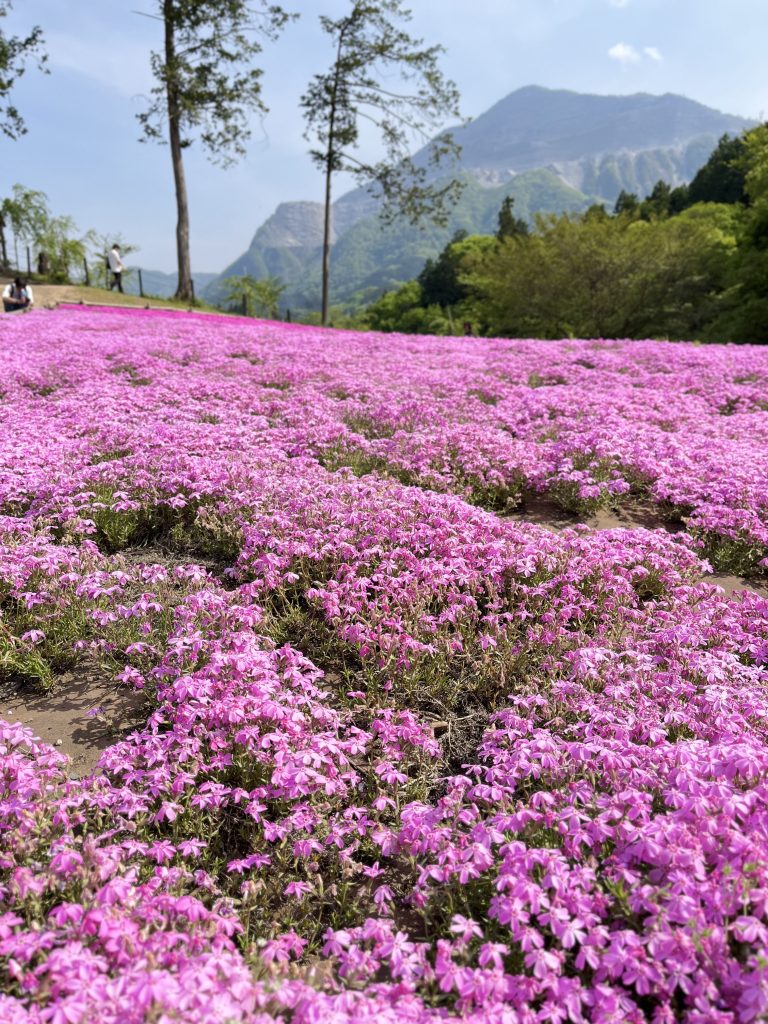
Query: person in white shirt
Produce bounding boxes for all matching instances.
[2,278,34,312]
[108,244,125,293]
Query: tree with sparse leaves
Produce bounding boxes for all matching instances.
[138,1,295,302]
[0,183,48,269]
[0,1,47,140]
[301,0,463,325]
[221,273,286,318]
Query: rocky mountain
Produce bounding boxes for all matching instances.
[436,85,750,186]
[206,86,754,311]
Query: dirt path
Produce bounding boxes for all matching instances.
[0,277,196,312]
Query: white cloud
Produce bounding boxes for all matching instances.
[46,31,155,98]
[608,0,630,7]
[608,42,663,65]
[608,42,640,63]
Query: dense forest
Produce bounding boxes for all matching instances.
[360,124,768,343]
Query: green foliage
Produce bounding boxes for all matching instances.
[301,0,463,224]
[220,273,287,318]
[34,215,94,284]
[640,180,673,219]
[496,195,529,241]
[743,124,768,206]
[613,190,639,216]
[137,1,295,164]
[301,0,463,322]
[364,281,451,334]
[686,133,750,207]
[299,305,367,329]
[418,229,468,308]
[702,124,768,343]
[356,115,768,342]
[628,135,750,223]
[418,232,498,314]
[0,184,98,282]
[0,183,48,268]
[464,204,739,340]
[0,0,47,139]
[698,531,768,577]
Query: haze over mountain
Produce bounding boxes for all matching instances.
[205,86,754,311]
[440,85,750,186]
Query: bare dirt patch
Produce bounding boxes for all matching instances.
[509,495,684,535]
[705,572,768,599]
[0,663,147,777]
[116,543,238,589]
[509,496,768,599]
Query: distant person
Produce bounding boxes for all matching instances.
[2,277,34,313]
[108,243,125,293]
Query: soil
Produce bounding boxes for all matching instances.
[508,496,768,599]
[509,495,685,534]
[0,662,147,777]
[0,277,231,315]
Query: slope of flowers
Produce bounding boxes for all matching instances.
[0,307,768,1023]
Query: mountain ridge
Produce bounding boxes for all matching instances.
[205,86,755,310]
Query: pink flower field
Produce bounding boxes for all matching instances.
[1,306,768,1023]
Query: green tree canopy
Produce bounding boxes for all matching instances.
[0,183,48,268]
[706,124,768,343]
[0,1,47,139]
[687,132,750,207]
[221,274,287,319]
[418,232,497,309]
[462,204,738,341]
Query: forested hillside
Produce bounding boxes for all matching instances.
[205,86,753,312]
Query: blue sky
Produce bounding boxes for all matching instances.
[3,0,767,273]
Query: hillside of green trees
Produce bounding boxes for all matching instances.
[358,125,768,344]
[205,168,596,312]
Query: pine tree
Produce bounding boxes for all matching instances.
[301,0,463,325]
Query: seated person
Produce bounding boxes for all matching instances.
[2,278,34,312]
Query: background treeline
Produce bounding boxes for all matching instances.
[0,183,137,286]
[361,124,768,343]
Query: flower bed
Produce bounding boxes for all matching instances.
[1,308,768,1022]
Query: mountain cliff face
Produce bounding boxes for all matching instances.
[206,86,754,310]
[440,86,749,176]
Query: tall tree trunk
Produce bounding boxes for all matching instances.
[0,214,8,270]
[321,155,333,327]
[164,0,193,303]
[320,25,349,328]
